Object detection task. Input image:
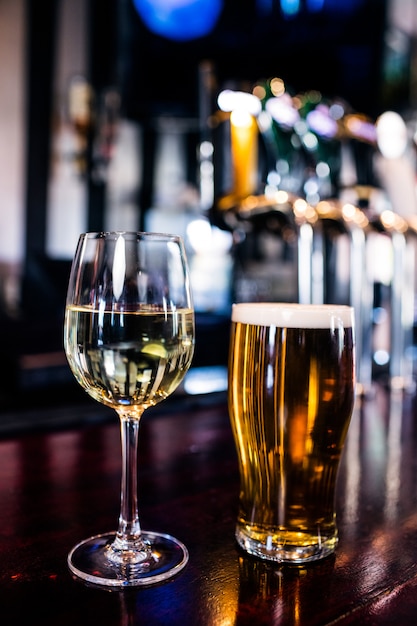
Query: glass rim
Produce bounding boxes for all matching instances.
[79,231,183,242]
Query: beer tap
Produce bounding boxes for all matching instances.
[210,80,416,391]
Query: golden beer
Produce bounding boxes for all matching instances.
[228,303,355,563]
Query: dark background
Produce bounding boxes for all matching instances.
[2,0,407,411]
[117,0,390,120]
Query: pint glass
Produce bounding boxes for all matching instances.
[228,303,355,563]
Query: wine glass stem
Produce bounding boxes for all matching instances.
[111,411,149,557]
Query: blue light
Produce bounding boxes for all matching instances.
[280,0,300,17]
[133,0,223,42]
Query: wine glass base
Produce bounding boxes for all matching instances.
[68,531,189,587]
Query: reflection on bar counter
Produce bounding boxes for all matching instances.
[211,78,417,395]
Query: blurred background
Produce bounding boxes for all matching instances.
[1,0,416,421]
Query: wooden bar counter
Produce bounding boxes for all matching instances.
[1,382,417,625]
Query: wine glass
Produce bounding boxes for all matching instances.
[64,231,195,587]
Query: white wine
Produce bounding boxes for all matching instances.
[64,231,194,587]
[65,304,194,414]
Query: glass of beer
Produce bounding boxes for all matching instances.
[228,302,355,564]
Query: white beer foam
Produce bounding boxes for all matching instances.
[232,303,354,328]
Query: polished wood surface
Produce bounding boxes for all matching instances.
[1,386,417,625]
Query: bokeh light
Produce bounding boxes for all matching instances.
[133,0,223,41]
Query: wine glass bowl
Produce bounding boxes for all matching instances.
[64,232,195,586]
